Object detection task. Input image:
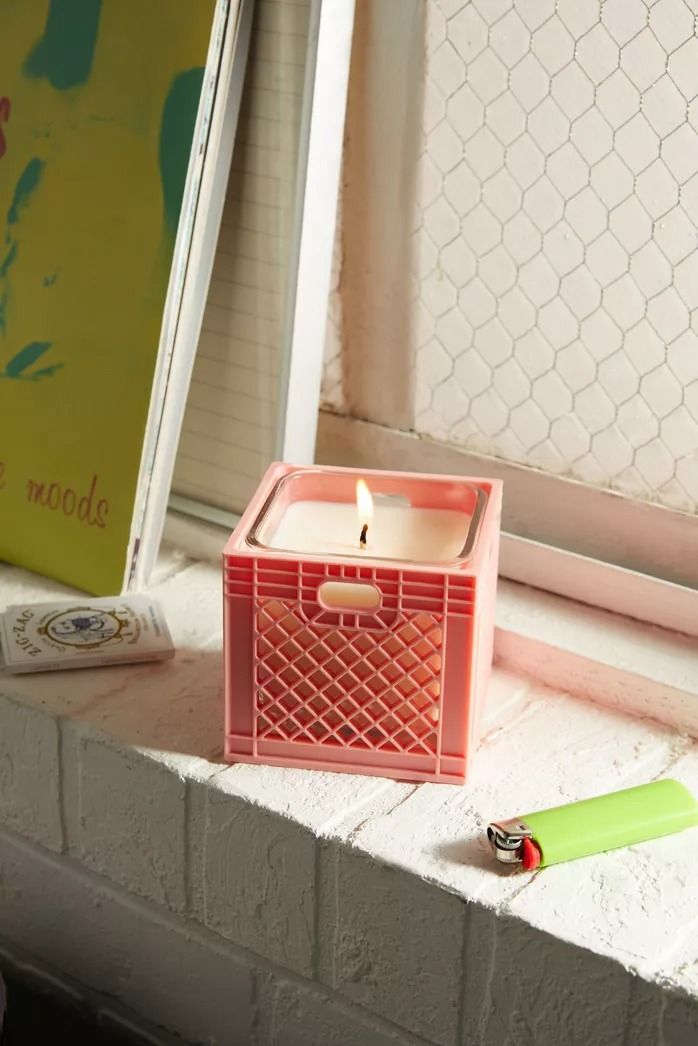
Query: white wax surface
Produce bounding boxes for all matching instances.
[265,500,470,562]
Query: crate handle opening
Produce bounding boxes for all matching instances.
[318,581,381,612]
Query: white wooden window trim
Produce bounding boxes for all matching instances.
[500,534,698,640]
[316,411,698,638]
[277,0,356,464]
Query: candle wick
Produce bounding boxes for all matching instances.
[359,523,368,548]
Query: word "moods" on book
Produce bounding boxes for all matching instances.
[0,461,108,528]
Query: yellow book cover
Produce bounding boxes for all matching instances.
[0,0,220,594]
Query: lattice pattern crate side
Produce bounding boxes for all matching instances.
[224,557,483,783]
[254,603,444,757]
[224,556,255,753]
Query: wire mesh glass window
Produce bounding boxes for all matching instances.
[321,0,698,517]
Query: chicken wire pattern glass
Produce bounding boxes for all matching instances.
[340,0,698,512]
[414,0,698,510]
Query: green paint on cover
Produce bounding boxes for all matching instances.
[43,271,59,287]
[0,241,17,278]
[159,68,204,237]
[3,340,52,378]
[7,158,45,225]
[26,365,63,380]
[24,0,102,91]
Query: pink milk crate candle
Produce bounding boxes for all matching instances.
[223,463,502,784]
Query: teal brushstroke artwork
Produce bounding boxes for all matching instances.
[159,68,205,237]
[0,241,17,279]
[7,157,45,226]
[0,240,17,326]
[26,365,63,379]
[24,0,102,91]
[1,159,61,376]
[1,341,61,381]
[43,271,59,286]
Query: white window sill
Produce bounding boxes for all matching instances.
[0,528,697,1042]
[496,578,698,739]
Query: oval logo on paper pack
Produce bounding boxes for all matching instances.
[41,607,124,648]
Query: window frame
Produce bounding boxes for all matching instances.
[164,0,698,641]
[167,0,354,526]
[316,409,698,637]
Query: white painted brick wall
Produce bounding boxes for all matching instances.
[461,906,638,1046]
[0,833,254,1045]
[78,738,188,911]
[253,972,417,1046]
[323,847,465,1045]
[0,694,62,851]
[204,792,316,975]
[0,555,697,1045]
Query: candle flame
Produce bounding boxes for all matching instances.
[356,479,373,525]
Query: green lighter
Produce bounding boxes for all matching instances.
[487,779,698,871]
